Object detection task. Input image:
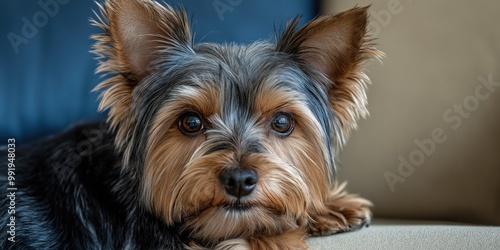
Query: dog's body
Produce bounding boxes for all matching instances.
[1,0,382,249]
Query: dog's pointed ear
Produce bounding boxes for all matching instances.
[91,0,192,154]
[92,0,192,81]
[277,6,383,144]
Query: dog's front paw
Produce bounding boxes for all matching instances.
[308,182,372,236]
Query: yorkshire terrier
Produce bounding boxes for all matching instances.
[1,0,382,249]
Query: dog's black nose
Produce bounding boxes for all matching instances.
[219,168,258,198]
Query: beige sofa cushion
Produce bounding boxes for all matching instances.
[324,0,500,225]
[307,219,500,249]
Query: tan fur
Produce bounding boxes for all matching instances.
[92,1,380,249]
[308,182,373,236]
[143,83,221,222]
[142,79,374,248]
[277,6,384,146]
[91,0,191,162]
[188,228,308,250]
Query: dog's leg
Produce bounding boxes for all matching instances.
[187,228,307,250]
[308,182,372,236]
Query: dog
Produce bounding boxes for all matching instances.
[1,0,382,249]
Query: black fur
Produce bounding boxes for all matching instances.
[0,122,186,249]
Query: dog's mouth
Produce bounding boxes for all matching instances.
[221,201,254,211]
[219,201,285,216]
[182,201,288,246]
[183,200,258,220]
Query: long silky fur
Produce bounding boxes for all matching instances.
[1,1,381,249]
[276,6,384,147]
[91,0,192,166]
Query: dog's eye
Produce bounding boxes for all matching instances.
[178,112,204,136]
[271,112,294,136]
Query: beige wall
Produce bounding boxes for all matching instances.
[323,0,500,224]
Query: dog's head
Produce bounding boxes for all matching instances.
[92,0,381,244]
